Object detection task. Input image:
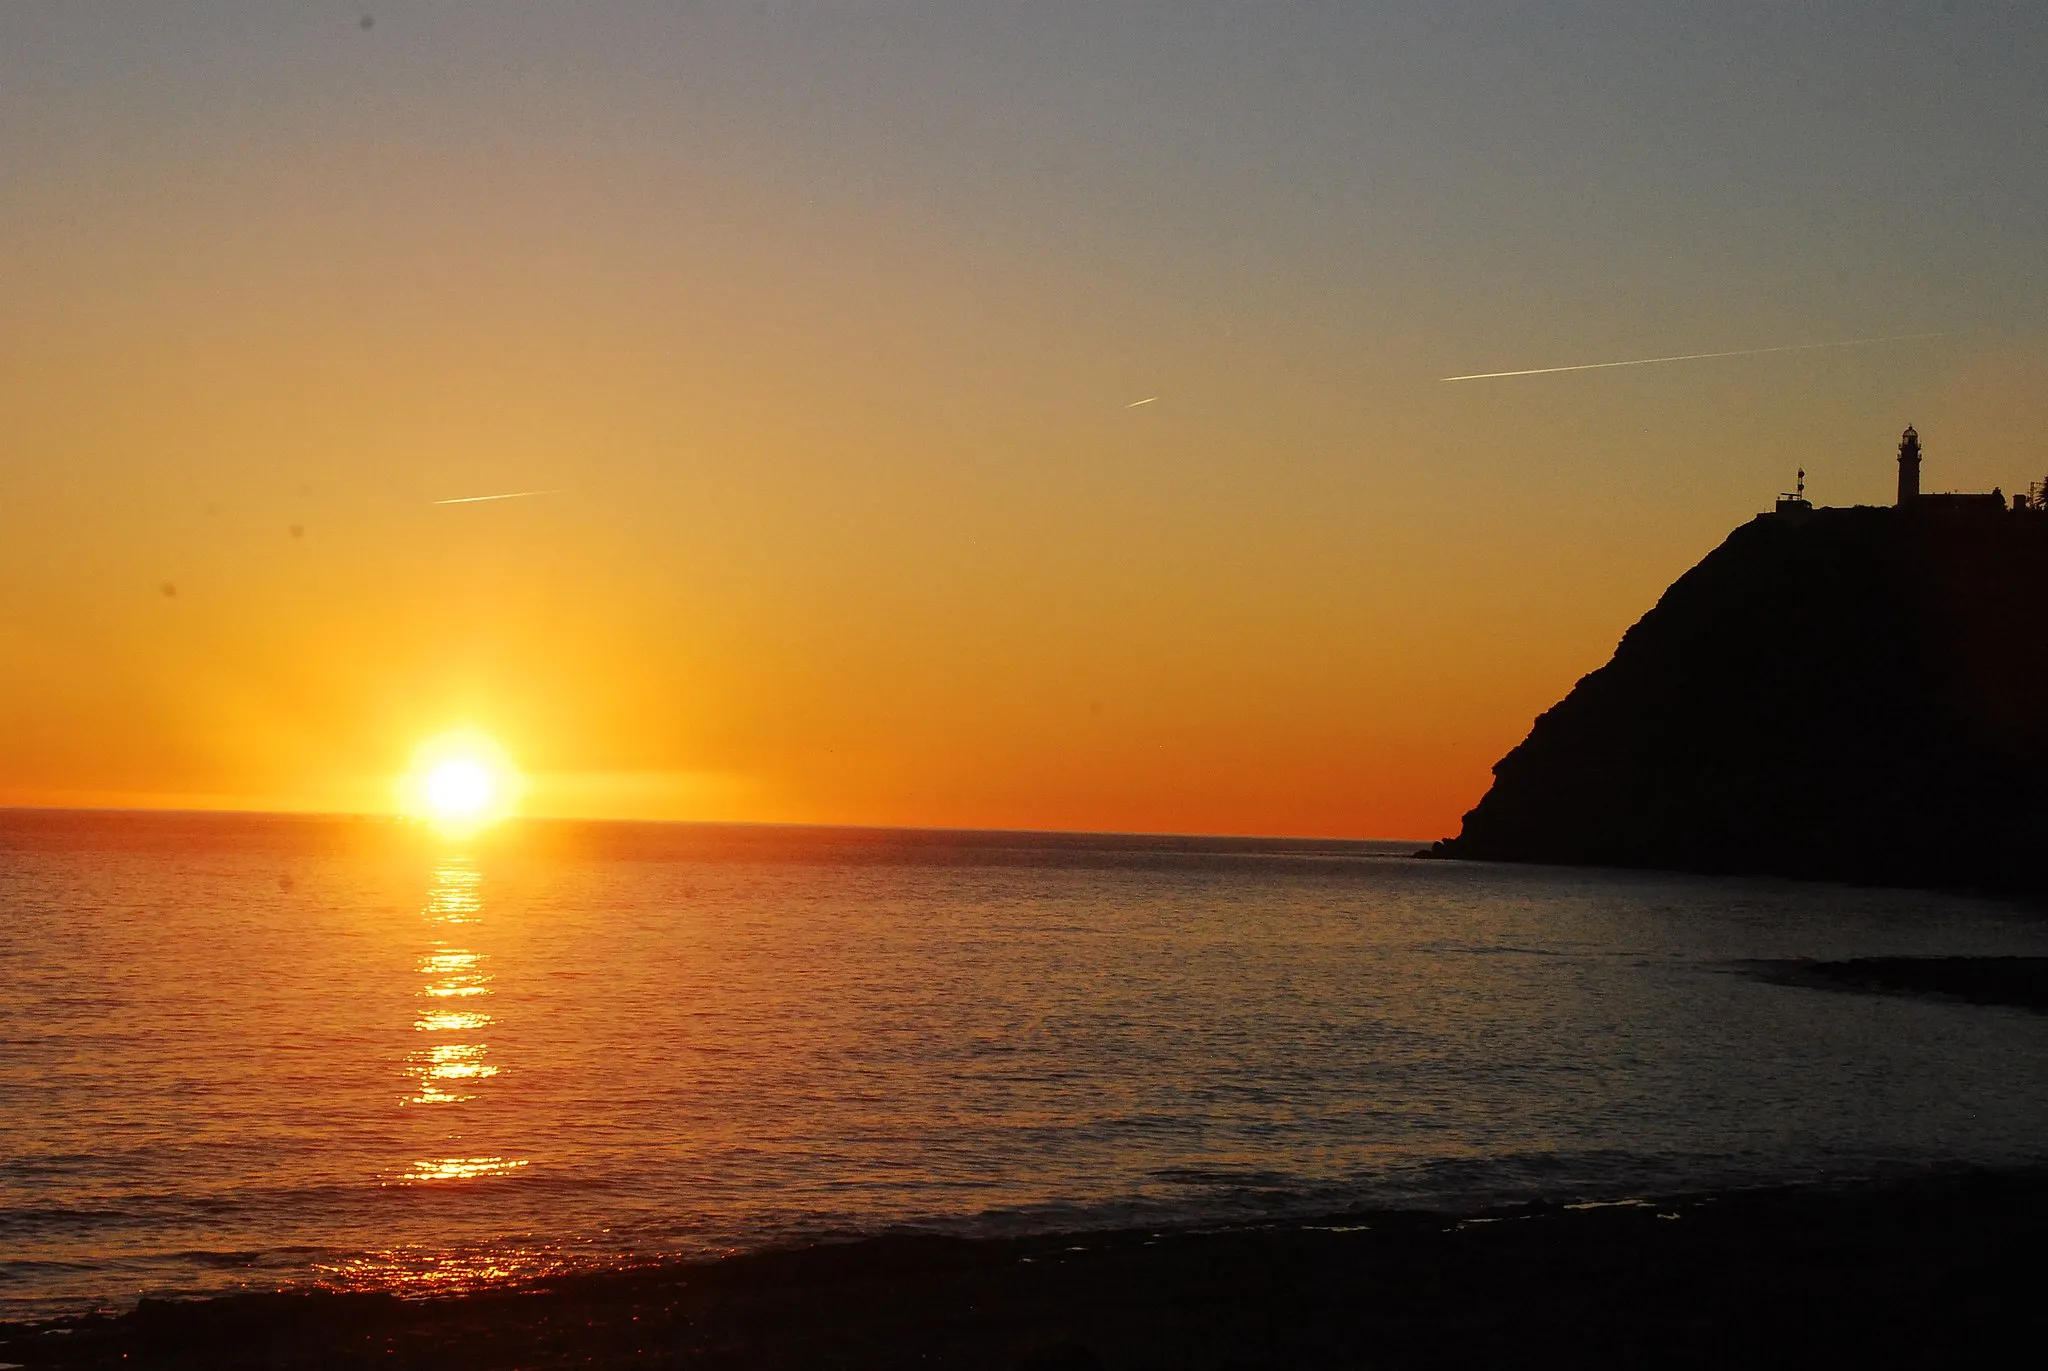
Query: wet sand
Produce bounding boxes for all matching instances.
[4,1167,2043,1369]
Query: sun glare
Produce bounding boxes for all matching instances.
[401,733,522,833]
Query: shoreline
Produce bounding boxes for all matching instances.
[1738,955,2048,1012]
[6,1166,2043,1369]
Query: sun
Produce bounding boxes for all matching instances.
[425,757,495,820]
[400,732,522,833]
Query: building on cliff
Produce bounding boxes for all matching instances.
[1772,426,2019,520]
[1892,424,2009,515]
[1774,469,1812,517]
[1897,424,1921,505]
[1434,424,2048,892]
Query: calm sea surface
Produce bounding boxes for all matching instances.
[3,809,2046,1318]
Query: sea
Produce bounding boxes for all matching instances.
[3,808,2046,1320]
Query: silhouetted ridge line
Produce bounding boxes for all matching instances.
[1430,502,2048,892]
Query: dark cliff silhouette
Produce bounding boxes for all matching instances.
[1433,503,2048,891]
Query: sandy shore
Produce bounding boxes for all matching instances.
[4,1166,2043,1369]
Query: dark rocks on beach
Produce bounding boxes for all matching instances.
[1432,504,2048,892]
[3,1168,2044,1369]
[1742,955,2048,1012]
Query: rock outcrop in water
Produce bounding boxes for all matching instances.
[1432,503,2048,891]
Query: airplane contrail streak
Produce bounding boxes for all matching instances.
[1441,331,1948,382]
[1125,396,1159,408]
[431,489,561,505]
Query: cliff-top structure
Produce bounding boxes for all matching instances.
[1432,428,2048,891]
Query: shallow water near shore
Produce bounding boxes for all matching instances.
[4,809,2046,1319]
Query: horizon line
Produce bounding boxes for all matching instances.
[0,801,1427,848]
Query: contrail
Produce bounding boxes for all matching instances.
[1125,396,1158,408]
[1441,331,1948,382]
[431,489,560,505]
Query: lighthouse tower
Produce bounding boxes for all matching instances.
[1897,425,1921,506]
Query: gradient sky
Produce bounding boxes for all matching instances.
[4,2,2045,837]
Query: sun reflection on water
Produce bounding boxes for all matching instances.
[424,1043,496,1078]
[396,859,526,1184]
[414,1009,490,1032]
[316,1244,572,1297]
[425,866,483,922]
[400,1155,529,1183]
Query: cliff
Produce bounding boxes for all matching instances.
[1434,505,2048,891]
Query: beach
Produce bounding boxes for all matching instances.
[5,1166,2042,1368]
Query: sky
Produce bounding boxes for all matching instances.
[3,2,2045,838]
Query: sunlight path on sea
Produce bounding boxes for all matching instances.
[318,856,548,1295]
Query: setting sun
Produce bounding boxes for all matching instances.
[400,733,522,833]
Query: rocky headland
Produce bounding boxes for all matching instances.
[1432,503,2048,892]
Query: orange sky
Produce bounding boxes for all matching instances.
[3,6,2044,839]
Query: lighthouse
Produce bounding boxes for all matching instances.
[1897,425,1921,506]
